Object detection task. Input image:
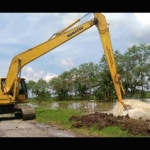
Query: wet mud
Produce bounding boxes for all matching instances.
[69,112,150,136]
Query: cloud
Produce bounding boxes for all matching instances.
[43,73,58,82]
[134,13,150,26]
[22,67,58,82]
[22,67,44,82]
[55,57,74,69]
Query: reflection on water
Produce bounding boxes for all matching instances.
[38,101,116,113]
[30,99,150,116]
[67,101,115,113]
[50,102,59,110]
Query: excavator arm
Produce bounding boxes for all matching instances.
[4,13,130,110]
[94,13,130,110]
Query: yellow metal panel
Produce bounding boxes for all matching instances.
[94,13,127,109]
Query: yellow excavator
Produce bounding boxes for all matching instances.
[0,13,131,120]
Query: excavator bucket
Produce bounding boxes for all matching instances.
[122,103,132,110]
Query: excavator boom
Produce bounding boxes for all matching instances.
[0,13,130,121]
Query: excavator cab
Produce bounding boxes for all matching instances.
[0,77,35,120]
[0,78,28,101]
[18,78,28,99]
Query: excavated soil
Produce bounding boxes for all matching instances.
[69,112,150,136]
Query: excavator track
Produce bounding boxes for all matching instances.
[14,104,36,120]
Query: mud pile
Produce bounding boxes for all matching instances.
[69,100,150,136]
[69,112,150,136]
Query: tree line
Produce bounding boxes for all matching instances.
[26,43,150,102]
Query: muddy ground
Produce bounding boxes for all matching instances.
[0,112,150,137]
[69,112,150,136]
[0,115,84,137]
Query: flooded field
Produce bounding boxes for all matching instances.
[30,101,116,113]
[30,99,150,118]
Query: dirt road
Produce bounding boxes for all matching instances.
[0,115,84,137]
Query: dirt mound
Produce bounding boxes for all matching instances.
[69,112,150,136]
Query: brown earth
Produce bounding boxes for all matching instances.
[69,112,150,136]
[0,112,150,137]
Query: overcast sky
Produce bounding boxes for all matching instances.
[0,12,150,82]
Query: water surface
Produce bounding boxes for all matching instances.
[31,99,150,118]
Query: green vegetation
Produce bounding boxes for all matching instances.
[35,107,80,129]
[30,100,138,137]
[96,126,132,137]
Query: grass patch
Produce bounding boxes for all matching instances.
[35,107,80,129]
[69,124,132,137]
[97,126,131,137]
